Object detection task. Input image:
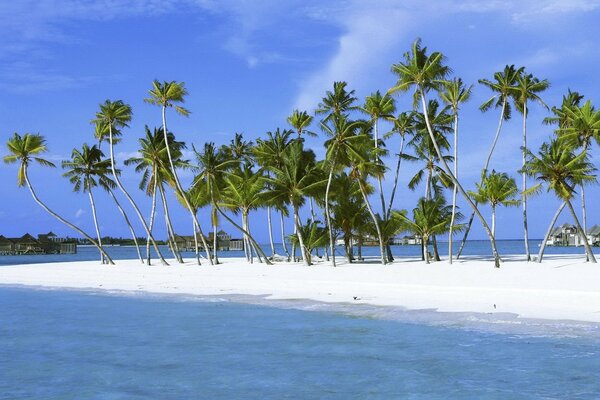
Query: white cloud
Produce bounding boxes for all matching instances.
[75,208,85,218]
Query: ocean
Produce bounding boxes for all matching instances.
[1,240,599,398]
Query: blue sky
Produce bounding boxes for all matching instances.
[1,0,600,243]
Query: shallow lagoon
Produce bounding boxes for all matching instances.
[1,286,599,399]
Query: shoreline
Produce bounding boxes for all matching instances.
[1,255,600,323]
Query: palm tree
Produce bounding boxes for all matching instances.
[439,78,472,264]
[289,220,328,265]
[347,134,388,265]
[522,139,597,263]
[388,38,502,267]
[514,71,550,261]
[398,197,460,264]
[287,110,316,140]
[468,171,520,238]
[321,116,367,266]
[254,128,294,259]
[262,141,323,266]
[92,100,168,265]
[4,133,114,264]
[383,111,416,218]
[457,65,523,259]
[316,81,359,123]
[144,80,213,264]
[193,142,238,264]
[125,127,187,264]
[556,100,600,256]
[362,90,396,216]
[61,144,114,263]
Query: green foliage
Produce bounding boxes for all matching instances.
[469,170,520,209]
[4,133,55,186]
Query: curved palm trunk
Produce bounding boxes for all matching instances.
[386,135,406,219]
[522,102,531,261]
[107,126,167,265]
[280,210,290,260]
[491,205,496,238]
[457,98,507,259]
[87,188,104,264]
[191,211,200,265]
[565,200,597,263]
[448,112,459,264]
[160,106,212,265]
[158,182,184,263]
[537,201,566,263]
[108,188,143,263]
[212,206,219,264]
[293,204,311,266]
[214,204,272,265]
[267,206,275,257]
[419,89,501,268]
[24,171,114,264]
[309,198,320,258]
[325,159,337,267]
[146,181,158,265]
[358,179,387,265]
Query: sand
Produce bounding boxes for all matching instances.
[1,254,600,322]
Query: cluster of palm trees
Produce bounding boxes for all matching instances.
[4,39,598,267]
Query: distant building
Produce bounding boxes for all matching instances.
[391,235,423,245]
[173,231,242,251]
[546,223,584,246]
[0,232,77,255]
[587,225,600,246]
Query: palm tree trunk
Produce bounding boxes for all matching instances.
[358,179,387,265]
[214,204,272,265]
[212,207,219,264]
[449,112,459,264]
[386,135,405,220]
[565,200,597,263]
[537,201,566,263]
[457,98,507,259]
[309,198,320,258]
[581,184,589,261]
[107,125,167,265]
[424,234,430,264]
[432,235,440,261]
[419,89,501,268]
[108,188,143,264]
[374,119,387,217]
[267,206,275,257]
[325,159,337,267]
[158,182,184,263]
[491,205,496,238]
[146,181,158,265]
[293,204,311,266]
[24,170,114,264]
[246,213,265,264]
[280,209,290,260]
[87,188,104,264]
[522,102,531,261]
[160,106,212,265]
[191,210,201,265]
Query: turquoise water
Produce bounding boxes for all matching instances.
[0,286,599,399]
[0,240,595,266]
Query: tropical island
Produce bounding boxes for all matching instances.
[2,39,599,322]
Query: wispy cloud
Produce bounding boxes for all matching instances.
[75,208,85,218]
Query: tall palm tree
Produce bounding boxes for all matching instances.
[362,91,396,216]
[193,142,238,264]
[439,78,472,263]
[388,38,502,267]
[144,80,212,264]
[468,171,520,238]
[321,116,367,266]
[522,139,596,263]
[383,111,416,218]
[254,128,294,259]
[4,133,114,264]
[514,71,550,261]
[556,100,600,256]
[262,141,323,266]
[457,65,523,258]
[125,127,187,264]
[347,134,388,265]
[61,144,114,263]
[92,100,168,265]
[289,220,328,265]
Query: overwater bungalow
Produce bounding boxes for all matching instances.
[0,232,77,255]
[546,224,600,247]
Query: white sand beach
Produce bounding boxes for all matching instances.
[1,255,600,323]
